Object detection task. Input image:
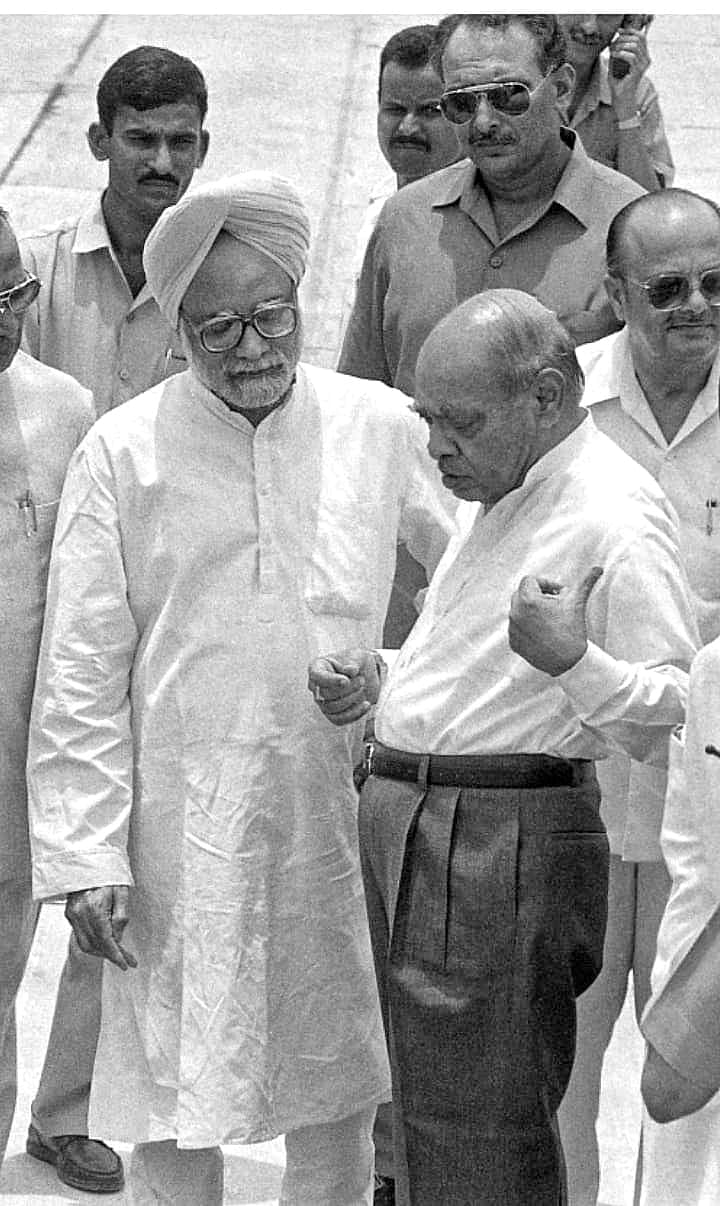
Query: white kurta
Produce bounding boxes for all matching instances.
[27,362,454,1146]
[640,638,720,1205]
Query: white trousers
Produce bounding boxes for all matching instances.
[0,877,39,1162]
[128,1106,376,1205]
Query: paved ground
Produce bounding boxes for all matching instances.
[1,12,719,1204]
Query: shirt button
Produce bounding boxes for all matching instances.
[119,368,130,381]
[489,253,504,268]
[126,311,135,323]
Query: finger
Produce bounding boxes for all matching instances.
[85,905,132,971]
[320,686,368,714]
[315,676,363,704]
[515,574,543,602]
[110,889,137,968]
[308,664,350,691]
[321,700,371,726]
[576,565,604,608]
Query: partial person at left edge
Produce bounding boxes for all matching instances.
[19,44,209,417]
[0,207,95,1172]
[17,43,208,1198]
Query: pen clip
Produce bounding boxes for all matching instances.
[706,498,717,536]
[19,489,37,537]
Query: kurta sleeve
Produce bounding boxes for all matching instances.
[337,220,393,386]
[28,437,139,899]
[396,406,455,582]
[556,513,698,764]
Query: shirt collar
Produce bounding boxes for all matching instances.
[585,326,720,447]
[432,130,596,233]
[72,194,114,255]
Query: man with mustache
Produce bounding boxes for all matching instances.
[559,13,673,191]
[339,13,646,397]
[18,44,208,1195]
[20,45,209,416]
[25,172,454,1206]
[560,188,720,1205]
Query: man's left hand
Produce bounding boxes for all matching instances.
[508,566,603,676]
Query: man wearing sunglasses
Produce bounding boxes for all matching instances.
[560,188,720,1206]
[20,46,209,418]
[0,209,94,1175]
[339,13,646,398]
[25,172,454,1206]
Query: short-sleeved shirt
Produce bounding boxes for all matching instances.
[338,129,645,396]
[20,195,186,417]
[571,53,674,186]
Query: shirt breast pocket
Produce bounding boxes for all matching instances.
[304,498,380,620]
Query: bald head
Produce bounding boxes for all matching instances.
[416,289,584,419]
[414,290,585,505]
[607,189,720,280]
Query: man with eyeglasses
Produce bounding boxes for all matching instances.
[338,13,646,397]
[25,172,454,1206]
[19,45,209,418]
[559,188,720,1206]
[0,207,94,1173]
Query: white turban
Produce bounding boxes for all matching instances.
[143,171,311,330]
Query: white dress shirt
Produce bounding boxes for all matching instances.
[27,362,453,1146]
[375,415,698,763]
[20,195,186,416]
[581,328,720,857]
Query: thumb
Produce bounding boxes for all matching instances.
[574,565,603,612]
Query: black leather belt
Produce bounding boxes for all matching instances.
[365,742,593,789]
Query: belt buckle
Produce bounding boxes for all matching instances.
[363,741,376,779]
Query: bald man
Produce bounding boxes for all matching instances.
[26,173,454,1206]
[310,289,698,1205]
[563,188,720,1206]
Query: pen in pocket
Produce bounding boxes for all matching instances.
[19,489,37,536]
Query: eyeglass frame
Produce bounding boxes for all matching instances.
[619,267,720,312]
[181,293,298,354]
[440,71,553,125]
[0,271,41,316]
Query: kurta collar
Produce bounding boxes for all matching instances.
[585,327,720,448]
[432,130,594,236]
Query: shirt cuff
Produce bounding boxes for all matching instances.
[31,849,134,901]
[555,641,630,717]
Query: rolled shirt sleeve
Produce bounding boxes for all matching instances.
[27,438,138,899]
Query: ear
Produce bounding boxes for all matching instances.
[604,274,627,324]
[533,367,565,425]
[87,122,110,162]
[551,63,576,119]
[197,129,210,169]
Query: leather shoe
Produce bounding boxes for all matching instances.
[26,1124,124,1194]
[374,1172,396,1204]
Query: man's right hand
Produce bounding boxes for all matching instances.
[308,648,382,726]
[65,885,137,971]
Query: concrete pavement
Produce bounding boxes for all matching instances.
[0,12,719,1204]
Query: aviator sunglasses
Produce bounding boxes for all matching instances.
[440,74,550,125]
[0,271,41,316]
[624,268,720,312]
[184,297,297,354]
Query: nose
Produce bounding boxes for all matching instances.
[150,139,173,175]
[427,423,455,461]
[685,280,711,315]
[233,322,266,360]
[396,109,423,138]
[470,93,500,137]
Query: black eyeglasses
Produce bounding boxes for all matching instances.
[0,271,41,316]
[440,75,550,125]
[185,298,297,354]
[624,268,720,312]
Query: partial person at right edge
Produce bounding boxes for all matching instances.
[560,14,673,191]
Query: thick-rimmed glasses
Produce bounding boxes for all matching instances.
[0,271,41,316]
[623,268,720,312]
[185,298,297,354]
[440,74,550,124]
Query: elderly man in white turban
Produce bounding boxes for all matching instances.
[26,172,455,1205]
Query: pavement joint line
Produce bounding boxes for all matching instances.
[0,14,107,188]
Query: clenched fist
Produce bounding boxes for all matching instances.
[508,566,603,676]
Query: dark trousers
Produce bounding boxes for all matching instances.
[359,767,609,1206]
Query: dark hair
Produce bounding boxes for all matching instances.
[432,14,567,78]
[97,45,208,133]
[378,25,439,99]
[607,188,720,278]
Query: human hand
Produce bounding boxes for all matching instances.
[609,24,651,113]
[65,885,137,971]
[308,649,382,726]
[508,567,603,676]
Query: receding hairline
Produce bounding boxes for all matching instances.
[607,189,720,278]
